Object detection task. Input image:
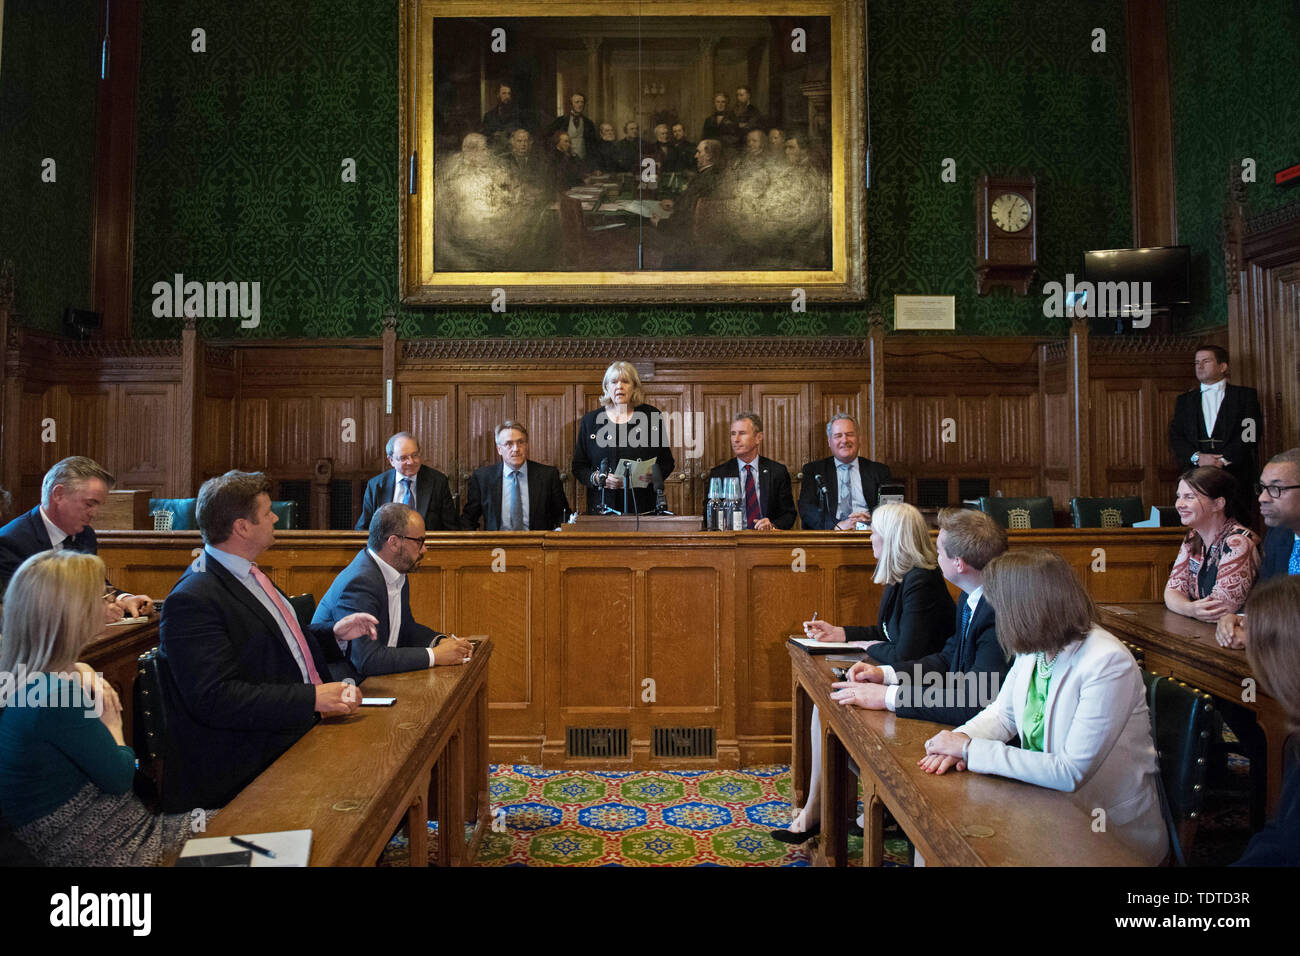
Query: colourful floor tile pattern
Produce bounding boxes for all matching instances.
[379,765,914,867]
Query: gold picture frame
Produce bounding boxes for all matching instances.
[399,0,866,304]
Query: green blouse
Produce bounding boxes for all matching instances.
[1022,656,1051,752]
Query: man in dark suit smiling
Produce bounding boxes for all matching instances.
[159,470,378,811]
[704,411,796,530]
[462,421,569,531]
[356,431,459,532]
[798,414,894,530]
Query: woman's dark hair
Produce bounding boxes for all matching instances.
[1178,466,1241,523]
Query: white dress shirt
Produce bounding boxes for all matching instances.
[501,462,530,530]
[367,548,437,667]
[1200,378,1226,436]
[390,469,418,506]
[879,586,983,711]
[39,507,70,550]
[204,544,313,682]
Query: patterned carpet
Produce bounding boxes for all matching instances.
[379,765,913,866]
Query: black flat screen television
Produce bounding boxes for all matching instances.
[1082,245,1191,316]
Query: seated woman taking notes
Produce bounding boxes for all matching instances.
[0,550,201,865]
[921,548,1169,866]
[1164,467,1260,623]
[772,503,953,843]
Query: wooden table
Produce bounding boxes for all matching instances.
[81,616,160,747]
[1097,600,1289,814]
[789,645,1145,866]
[201,640,492,866]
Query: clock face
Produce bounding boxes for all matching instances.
[990,192,1031,233]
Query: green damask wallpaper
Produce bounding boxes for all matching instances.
[129,0,1133,339]
[0,0,99,334]
[1168,0,1300,332]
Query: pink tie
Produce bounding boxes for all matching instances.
[249,563,322,685]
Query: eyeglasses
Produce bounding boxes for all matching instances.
[1255,483,1300,499]
[398,535,427,548]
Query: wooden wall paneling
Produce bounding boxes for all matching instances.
[445,541,546,760]
[516,383,575,511]
[269,396,312,475]
[402,386,456,487]
[66,385,113,472]
[1094,381,1144,498]
[955,394,991,473]
[877,396,907,482]
[116,384,174,496]
[456,384,514,503]
[318,395,362,475]
[810,382,866,454]
[639,382,690,516]
[998,391,1038,469]
[237,398,269,471]
[200,397,233,479]
[1272,262,1300,452]
[752,382,808,503]
[913,394,948,472]
[1124,0,1177,247]
[642,562,735,764]
[693,383,747,507]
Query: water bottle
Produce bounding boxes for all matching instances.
[728,478,743,531]
[705,477,722,531]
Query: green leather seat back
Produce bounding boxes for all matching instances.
[976,496,1054,530]
[1070,495,1144,528]
[270,500,298,530]
[148,497,197,530]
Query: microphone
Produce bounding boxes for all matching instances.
[814,473,827,501]
[595,457,609,487]
[651,462,671,514]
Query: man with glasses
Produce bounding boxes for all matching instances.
[1216,448,1300,647]
[356,431,459,532]
[461,421,569,531]
[315,503,471,677]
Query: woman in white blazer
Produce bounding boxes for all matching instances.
[920,548,1169,865]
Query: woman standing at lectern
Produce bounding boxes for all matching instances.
[572,361,675,516]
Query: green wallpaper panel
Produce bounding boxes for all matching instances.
[0,0,99,333]
[130,0,1133,339]
[1168,0,1300,332]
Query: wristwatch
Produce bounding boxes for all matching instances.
[1191,453,1201,465]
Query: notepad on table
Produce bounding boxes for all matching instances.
[177,830,312,867]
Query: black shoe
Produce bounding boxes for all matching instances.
[848,820,864,838]
[771,823,820,844]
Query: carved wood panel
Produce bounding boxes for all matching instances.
[237,398,269,471]
[457,385,512,498]
[403,387,456,477]
[270,397,312,472]
[753,382,807,498]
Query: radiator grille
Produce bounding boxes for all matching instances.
[652,727,715,759]
[916,478,949,509]
[329,480,354,529]
[958,478,991,502]
[566,727,628,758]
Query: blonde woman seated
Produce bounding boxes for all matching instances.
[0,551,203,865]
[773,502,954,843]
[1164,467,1260,623]
[920,548,1168,865]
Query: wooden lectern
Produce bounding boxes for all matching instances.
[562,514,704,532]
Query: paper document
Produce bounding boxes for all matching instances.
[614,458,657,488]
[178,829,313,867]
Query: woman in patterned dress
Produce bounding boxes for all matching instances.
[1164,466,1261,622]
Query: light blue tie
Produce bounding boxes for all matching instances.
[401,477,414,507]
[506,470,522,531]
[837,463,852,521]
[1289,536,1300,576]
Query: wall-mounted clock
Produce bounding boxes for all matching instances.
[975,173,1037,295]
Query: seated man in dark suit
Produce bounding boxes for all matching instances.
[314,503,472,677]
[667,123,695,173]
[1217,447,1300,648]
[357,431,459,531]
[0,456,153,617]
[158,470,378,811]
[798,414,893,530]
[462,421,569,531]
[612,121,646,174]
[1169,346,1263,519]
[830,507,1010,725]
[703,411,796,530]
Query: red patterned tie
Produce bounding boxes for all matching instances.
[744,464,761,529]
[250,563,322,685]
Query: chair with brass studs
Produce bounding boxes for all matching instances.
[976,496,1055,530]
[1141,671,1215,865]
[134,647,171,807]
[1070,496,1144,529]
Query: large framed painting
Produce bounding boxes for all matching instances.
[399,0,866,304]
